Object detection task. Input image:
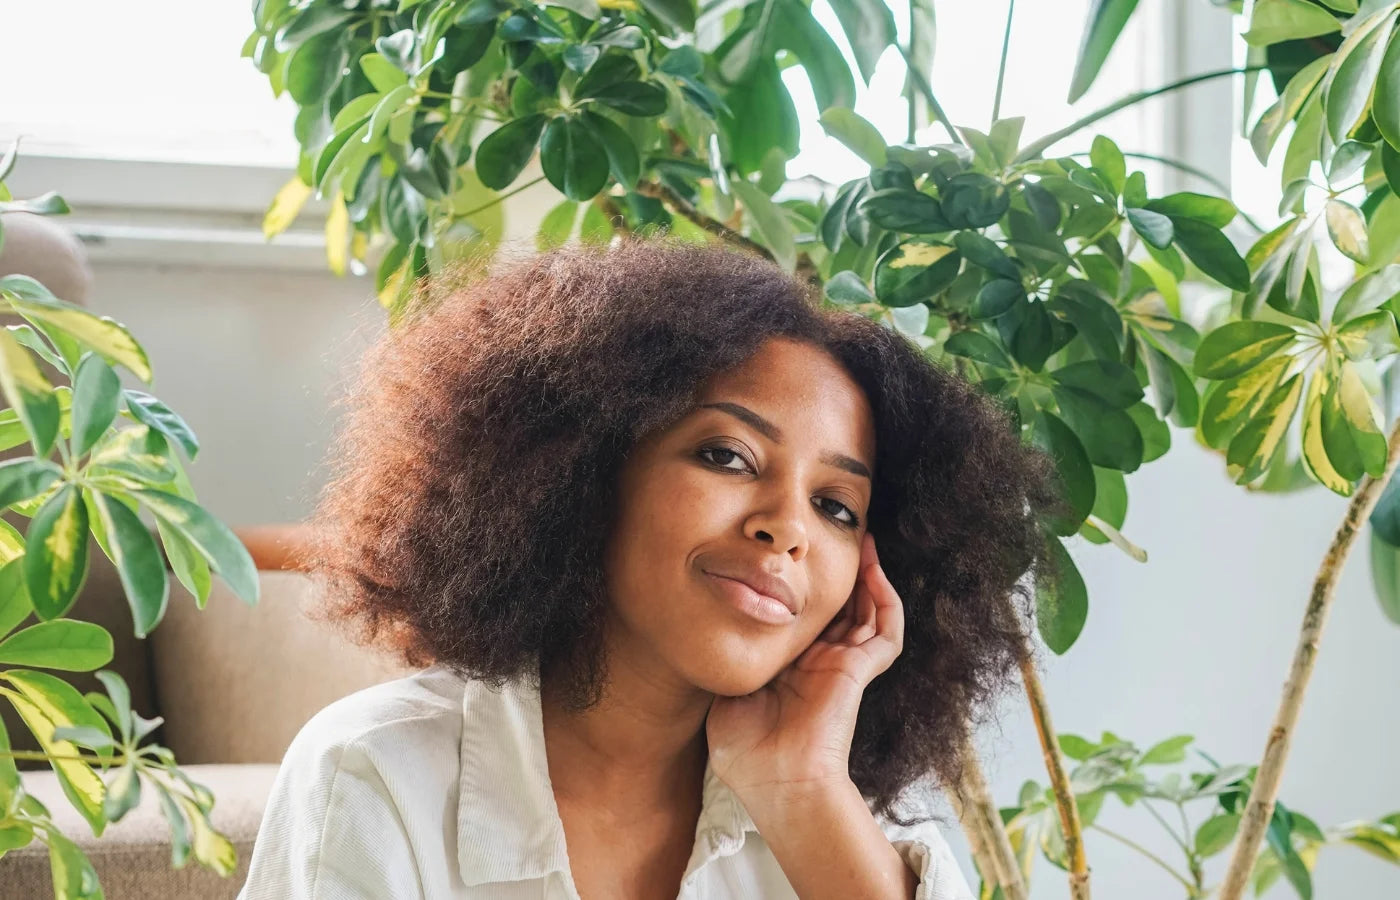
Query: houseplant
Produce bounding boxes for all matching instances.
[0,141,261,899]
[244,0,1400,895]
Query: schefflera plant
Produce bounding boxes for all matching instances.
[812,123,1250,655]
[0,145,260,899]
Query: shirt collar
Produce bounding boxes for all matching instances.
[454,663,759,888]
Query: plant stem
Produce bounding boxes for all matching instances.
[636,180,775,260]
[943,771,1000,889]
[1140,798,1191,857]
[992,0,1016,125]
[1015,67,1267,163]
[955,734,1029,900]
[895,45,963,146]
[456,174,546,219]
[0,749,126,766]
[1089,824,1196,890]
[1019,647,1091,900]
[1217,414,1400,899]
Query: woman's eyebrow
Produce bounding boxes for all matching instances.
[699,401,872,480]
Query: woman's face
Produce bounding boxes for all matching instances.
[603,336,877,697]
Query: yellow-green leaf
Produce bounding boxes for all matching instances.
[1301,367,1353,495]
[1227,372,1304,482]
[1194,320,1299,380]
[1326,198,1370,263]
[177,794,237,876]
[1,670,111,834]
[1200,354,1292,449]
[263,176,313,240]
[325,188,350,277]
[23,484,89,621]
[6,295,151,383]
[0,328,59,456]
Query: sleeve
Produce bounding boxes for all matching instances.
[238,726,425,900]
[878,814,976,900]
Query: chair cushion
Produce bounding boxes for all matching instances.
[1,763,278,900]
[148,570,413,764]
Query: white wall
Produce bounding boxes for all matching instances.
[84,245,1400,897]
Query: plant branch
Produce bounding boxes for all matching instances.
[1090,824,1196,890]
[1015,67,1267,163]
[992,0,1016,124]
[895,45,963,146]
[637,180,774,259]
[954,733,1029,900]
[1217,414,1400,899]
[1019,647,1091,899]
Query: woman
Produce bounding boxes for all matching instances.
[238,241,1060,899]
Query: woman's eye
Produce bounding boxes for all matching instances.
[698,446,750,472]
[815,497,860,528]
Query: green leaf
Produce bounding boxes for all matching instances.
[860,190,949,233]
[945,331,1014,369]
[954,231,1019,280]
[818,108,887,167]
[826,0,897,84]
[537,200,579,250]
[1201,355,1291,449]
[359,52,409,93]
[1036,535,1088,654]
[1089,136,1126,195]
[1145,192,1237,228]
[0,328,59,457]
[732,180,797,274]
[1068,0,1141,102]
[1141,734,1192,764]
[1323,10,1397,142]
[1052,387,1145,472]
[581,112,640,190]
[540,116,609,201]
[1195,321,1299,380]
[773,0,856,111]
[1032,411,1097,535]
[23,485,89,621]
[873,241,962,307]
[1252,55,1332,165]
[475,115,547,190]
[1377,28,1400,149]
[129,489,258,605]
[1196,813,1241,857]
[941,173,1011,229]
[1126,208,1174,249]
[1369,530,1400,625]
[286,30,348,106]
[971,280,1026,319]
[586,81,668,117]
[1243,0,1342,46]
[0,559,33,637]
[1051,360,1144,408]
[89,490,170,639]
[123,391,199,461]
[639,0,696,31]
[1170,216,1248,291]
[1325,198,1370,263]
[0,620,113,671]
[824,271,874,306]
[0,458,62,509]
[69,354,120,459]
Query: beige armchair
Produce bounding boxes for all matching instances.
[0,550,414,899]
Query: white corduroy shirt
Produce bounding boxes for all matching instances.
[238,663,974,899]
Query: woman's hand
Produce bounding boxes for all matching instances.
[705,532,905,807]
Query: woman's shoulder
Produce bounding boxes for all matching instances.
[282,663,469,773]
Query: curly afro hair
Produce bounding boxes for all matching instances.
[305,239,1063,826]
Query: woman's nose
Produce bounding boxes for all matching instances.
[743,487,809,560]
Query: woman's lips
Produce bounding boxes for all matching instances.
[703,571,797,625]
